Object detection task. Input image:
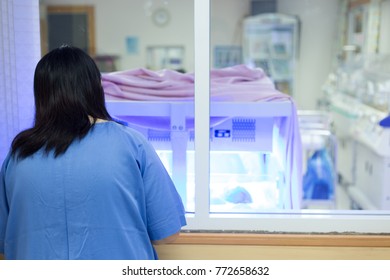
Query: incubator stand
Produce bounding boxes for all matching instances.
[328,94,360,185]
[327,93,390,210]
[322,53,390,210]
[106,100,297,213]
[298,110,337,209]
[348,107,390,210]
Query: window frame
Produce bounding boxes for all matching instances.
[190,0,390,234]
[4,0,390,234]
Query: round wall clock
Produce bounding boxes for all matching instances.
[152,8,170,27]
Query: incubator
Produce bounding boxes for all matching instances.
[323,54,390,210]
[102,65,302,221]
[105,99,300,213]
[157,150,282,213]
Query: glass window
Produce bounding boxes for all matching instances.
[38,0,196,212]
[3,0,390,233]
[203,0,390,233]
[209,1,302,213]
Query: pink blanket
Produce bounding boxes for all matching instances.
[102,64,288,102]
[102,65,302,209]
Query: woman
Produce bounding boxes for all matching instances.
[0,46,186,259]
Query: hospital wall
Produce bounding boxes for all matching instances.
[40,0,342,110]
[0,0,40,164]
[40,0,251,74]
[40,0,196,71]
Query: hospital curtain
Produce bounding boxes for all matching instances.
[0,0,40,163]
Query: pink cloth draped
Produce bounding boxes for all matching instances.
[102,65,302,209]
[102,64,288,102]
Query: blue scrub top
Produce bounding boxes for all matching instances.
[0,121,186,259]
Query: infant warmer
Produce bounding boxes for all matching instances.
[102,65,302,221]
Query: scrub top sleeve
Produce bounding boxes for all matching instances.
[139,141,186,242]
[0,154,10,254]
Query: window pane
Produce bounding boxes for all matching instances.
[34,0,390,233]
[210,0,300,212]
[39,0,195,212]
[210,0,390,214]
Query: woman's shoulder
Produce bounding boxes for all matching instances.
[0,152,12,174]
[96,121,148,145]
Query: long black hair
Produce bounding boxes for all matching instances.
[11,45,112,158]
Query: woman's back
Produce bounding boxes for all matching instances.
[1,121,185,259]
